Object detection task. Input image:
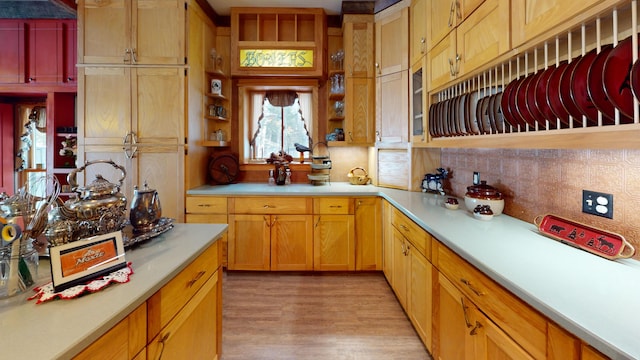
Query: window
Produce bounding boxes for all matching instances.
[251,91,311,159]
[238,80,319,164]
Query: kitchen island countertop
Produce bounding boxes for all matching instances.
[189,183,640,359]
[0,223,227,360]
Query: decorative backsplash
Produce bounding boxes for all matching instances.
[441,148,640,261]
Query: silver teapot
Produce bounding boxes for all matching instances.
[129,181,162,231]
[61,160,128,238]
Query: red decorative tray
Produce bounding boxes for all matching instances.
[534,214,636,260]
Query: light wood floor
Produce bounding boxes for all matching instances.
[221,271,432,360]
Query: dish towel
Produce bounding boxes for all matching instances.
[28,262,133,304]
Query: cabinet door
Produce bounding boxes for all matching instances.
[410,0,427,67]
[133,0,185,65]
[435,273,475,360]
[375,7,409,76]
[78,0,129,64]
[344,77,375,145]
[391,228,409,309]
[0,20,25,83]
[133,67,185,144]
[28,20,62,84]
[474,309,535,360]
[79,67,132,144]
[411,60,428,144]
[228,214,271,270]
[382,200,394,281]
[313,214,355,271]
[355,198,382,271]
[456,0,510,76]
[511,0,604,48]
[343,16,374,78]
[376,71,409,143]
[62,20,77,83]
[426,0,455,51]
[148,270,220,360]
[133,146,185,222]
[409,248,433,352]
[427,31,456,90]
[271,214,313,271]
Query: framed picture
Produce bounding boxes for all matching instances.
[49,231,127,293]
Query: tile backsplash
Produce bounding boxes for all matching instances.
[441,148,640,261]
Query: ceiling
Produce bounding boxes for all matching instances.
[206,0,344,16]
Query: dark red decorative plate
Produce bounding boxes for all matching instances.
[546,61,572,126]
[524,70,547,129]
[466,91,481,135]
[493,92,509,133]
[570,49,600,126]
[486,94,497,133]
[630,58,640,106]
[603,36,639,121]
[476,96,487,134]
[535,214,636,260]
[534,65,561,128]
[514,75,537,127]
[501,78,521,128]
[587,44,629,124]
[558,56,586,126]
[428,102,437,137]
[508,77,528,127]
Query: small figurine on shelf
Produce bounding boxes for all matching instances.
[59,135,77,167]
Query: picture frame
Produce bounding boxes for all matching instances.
[49,231,127,293]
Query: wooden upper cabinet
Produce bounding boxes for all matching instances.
[230,7,326,77]
[427,0,508,90]
[455,0,509,76]
[375,6,409,76]
[343,14,374,78]
[28,20,62,84]
[410,0,428,66]
[78,0,185,65]
[426,0,485,52]
[511,0,607,48]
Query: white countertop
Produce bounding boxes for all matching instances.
[0,223,227,360]
[189,183,640,359]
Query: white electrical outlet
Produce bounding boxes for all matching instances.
[582,190,613,219]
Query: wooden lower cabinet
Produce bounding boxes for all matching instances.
[75,241,222,360]
[73,303,147,360]
[228,214,313,271]
[409,245,433,350]
[185,196,228,267]
[435,273,533,360]
[355,197,382,270]
[147,270,221,359]
[313,214,355,270]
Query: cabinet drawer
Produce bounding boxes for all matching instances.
[185,196,227,214]
[391,207,430,259]
[436,243,547,360]
[230,197,312,214]
[147,241,220,340]
[313,197,353,214]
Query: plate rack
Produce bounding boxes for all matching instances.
[429,1,640,140]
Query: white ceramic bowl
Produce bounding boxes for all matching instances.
[444,202,459,210]
[473,212,494,221]
[464,196,504,215]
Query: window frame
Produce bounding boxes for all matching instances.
[237,79,320,165]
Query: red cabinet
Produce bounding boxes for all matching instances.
[0,19,77,85]
[0,20,26,83]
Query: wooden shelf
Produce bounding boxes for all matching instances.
[199,140,230,147]
[206,70,227,78]
[205,93,227,100]
[57,132,77,137]
[205,115,229,121]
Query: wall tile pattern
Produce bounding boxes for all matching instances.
[441,148,640,261]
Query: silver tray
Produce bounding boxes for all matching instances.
[122,217,174,249]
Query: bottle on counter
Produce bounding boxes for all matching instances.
[268,169,275,185]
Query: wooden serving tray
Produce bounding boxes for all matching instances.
[534,214,636,260]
